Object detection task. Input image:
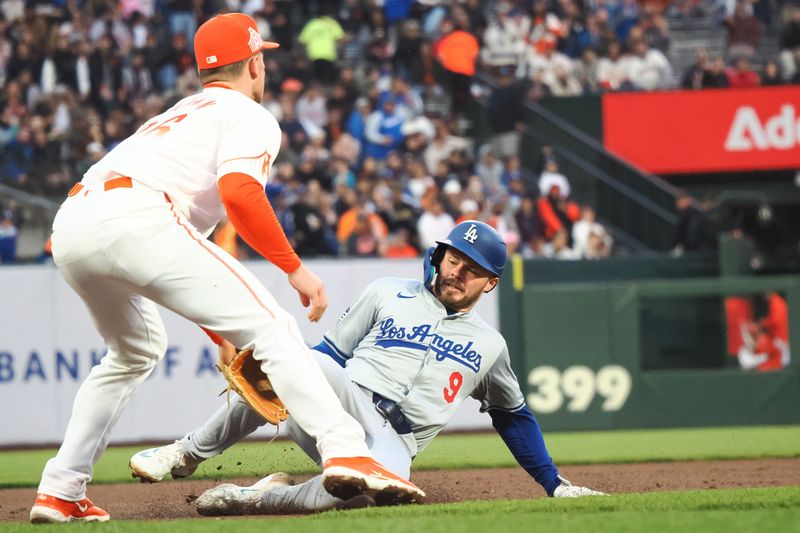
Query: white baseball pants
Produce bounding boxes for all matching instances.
[39,184,370,501]
[181,349,417,512]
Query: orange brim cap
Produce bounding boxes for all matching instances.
[195,12,280,70]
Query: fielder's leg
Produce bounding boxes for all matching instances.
[35,236,168,520]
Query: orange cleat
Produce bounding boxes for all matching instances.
[321,456,425,506]
[30,493,110,523]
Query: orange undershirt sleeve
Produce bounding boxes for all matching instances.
[218,172,301,274]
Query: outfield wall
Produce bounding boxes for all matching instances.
[0,260,498,446]
[501,265,800,431]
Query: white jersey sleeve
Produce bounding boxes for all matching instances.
[471,343,526,412]
[322,278,389,360]
[216,108,282,187]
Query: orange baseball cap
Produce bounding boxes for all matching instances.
[194,13,279,70]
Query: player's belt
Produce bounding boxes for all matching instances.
[372,392,413,435]
[67,176,133,197]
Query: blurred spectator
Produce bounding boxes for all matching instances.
[616,0,642,43]
[559,0,595,59]
[405,158,436,208]
[486,65,525,158]
[682,48,709,89]
[481,3,526,69]
[515,195,543,254]
[2,125,33,184]
[337,200,388,250]
[761,59,782,85]
[538,160,571,199]
[537,166,580,243]
[485,193,517,238]
[456,198,481,224]
[298,11,345,85]
[501,155,529,208]
[544,229,579,259]
[166,0,199,52]
[672,194,716,254]
[417,197,455,248]
[379,75,424,120]
[74,141,107,179]
[383,229,419,258]
[364,96,406,160]
[522,35,575,90]
[0,200,21,263]
[572,205,613,258]
[346,212,382,257]
[627,39,672,90]
[280,99,309,152]
[394,20,425,83]
[596,40,633,90]
[724,0,761,58]
[402,115,436,156]
[331,157,357,189]
[702,56,731,88]
[476,146,504,194]
[726,56,761,87]
[573,47,601,92]
[639,12,671,54]
[779,5,800,81]
[423,120,471,177]
[435,20,480,114]
[547,63,583,95]
[345,97,372,152]
[296,83,329,136]
[289,187,337,257]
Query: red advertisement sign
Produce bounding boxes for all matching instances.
[602,87,800,174]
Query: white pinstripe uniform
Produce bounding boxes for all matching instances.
[38,86,371,501]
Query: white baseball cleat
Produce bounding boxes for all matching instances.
[553,475,607,497]
[129,441,201,483]
[196,473,293,516]
[321,456,425,505]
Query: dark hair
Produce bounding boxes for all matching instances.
[198,55,252,84]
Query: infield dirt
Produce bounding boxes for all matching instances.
[2,458,800,522]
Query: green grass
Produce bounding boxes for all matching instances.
[2,425,799,488]
[3,486,800,532]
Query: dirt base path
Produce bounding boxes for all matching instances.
[3,458,800,522]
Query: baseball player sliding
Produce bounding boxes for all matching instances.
[129,221,604,515]
[30,13,422,524]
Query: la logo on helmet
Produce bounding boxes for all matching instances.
[463,224,478,243]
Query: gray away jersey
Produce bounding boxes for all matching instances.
[323,277,525,452]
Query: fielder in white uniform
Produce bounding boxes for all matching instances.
[30,13,421,524]
[130,221,604,515]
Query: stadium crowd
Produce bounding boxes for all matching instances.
[0,0,797,263]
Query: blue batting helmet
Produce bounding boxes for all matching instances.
[426,221,507,282]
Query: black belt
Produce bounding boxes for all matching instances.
[372,392,413,435]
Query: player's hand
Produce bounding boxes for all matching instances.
[219,339,237,366]
[552,475,606,497]
[288,264,328,322]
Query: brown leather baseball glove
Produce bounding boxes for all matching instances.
[217,349,289,425]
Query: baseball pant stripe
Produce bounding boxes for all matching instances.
[166,198,277,320]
